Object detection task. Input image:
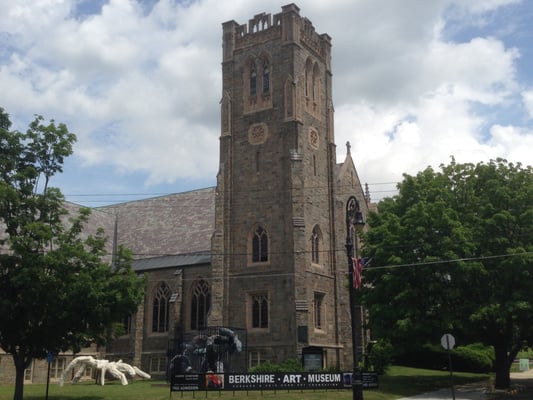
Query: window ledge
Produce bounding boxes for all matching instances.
[248,261,271,267]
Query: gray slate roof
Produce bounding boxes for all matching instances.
[99,187,215,261]
[132,252,211,272]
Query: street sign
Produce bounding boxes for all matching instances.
[441,333,455,350]
[440,334,456,400]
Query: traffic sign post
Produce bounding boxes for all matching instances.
[441,334,456,400]
[45,351,54,400]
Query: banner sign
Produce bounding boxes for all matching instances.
[170,371,378,392]
[362,372,378,388]
[171,373,203,391]
[171,372,347,391]
[226,372,344,390]
[343,372,378,389]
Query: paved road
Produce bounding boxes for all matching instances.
[398,369,533,400]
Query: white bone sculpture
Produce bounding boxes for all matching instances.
[59,355,151,386]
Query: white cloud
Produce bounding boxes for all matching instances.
[0,0,531,203]
[523,90,533,119]
[488,125,533,163]
[453,0,522,14]
[424,38,518,102]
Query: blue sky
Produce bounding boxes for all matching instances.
[1,0,532,206]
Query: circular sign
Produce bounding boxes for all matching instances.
[441,333,455,350]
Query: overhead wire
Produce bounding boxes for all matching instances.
[61,181,400,206]
[139,251,533,283]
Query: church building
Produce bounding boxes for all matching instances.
[0,4,371,384]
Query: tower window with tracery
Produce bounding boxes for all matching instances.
[311,225,321,264]
[252,226,268,262]
[262,63,270,94]
[312,63,320,102]
[250,67,257,97]
[305,67,309,97]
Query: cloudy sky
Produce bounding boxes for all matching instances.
[1,0,532,206]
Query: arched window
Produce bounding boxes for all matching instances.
[305,67,309,98]
[262,63,270,94]
[250,66,257,97]
[311,225,321,264]
[314,292,325,329]
[191,280,211,330]
[243,56,272,113]
[284,77,295,119]
[305,58,313,98]
[252,293,269,328]
[252,226,268,262]
[312,63,320,102]
[152,283,171,333]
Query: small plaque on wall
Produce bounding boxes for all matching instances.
[308,128,319,150]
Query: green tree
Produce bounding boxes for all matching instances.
[361,158,533,389]
[0,108,145,400]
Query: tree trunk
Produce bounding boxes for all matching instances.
[494,342,511,389]
[12,353,26,400]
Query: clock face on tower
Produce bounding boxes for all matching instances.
[248,122,269,145]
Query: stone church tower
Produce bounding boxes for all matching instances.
[0,4,371,384]
[210,4,368,369]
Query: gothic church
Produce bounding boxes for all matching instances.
[0,4,370,384]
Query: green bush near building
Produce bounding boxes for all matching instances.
[452,343,495,373]
[248,358,305,373]
[366,340,394,375]
[395,343,494,373]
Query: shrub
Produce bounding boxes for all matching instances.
[366,340,393,375]
[248,361,279,373]
[321,364,341,373]
[279,358,305,372]
[248,358,304,373]
[452,343,494,373]
[394,342,494,373]
[394,343,447,370]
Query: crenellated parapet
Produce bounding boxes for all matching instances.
[236,12,282,37]
[222,3,331,66]
[300,18,332,68]
[235,16,282,50]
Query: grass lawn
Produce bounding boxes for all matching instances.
[0,366,490,400]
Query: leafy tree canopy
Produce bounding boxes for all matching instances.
[0,108,145,400]
[361,158,533,389]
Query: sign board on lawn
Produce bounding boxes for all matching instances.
[171,372,358,391]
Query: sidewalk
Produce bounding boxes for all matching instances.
[398,368,533,400]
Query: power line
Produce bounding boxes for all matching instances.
[129,249,532,264]
[60,182,400,206]
[145,251,533,283]
[61,182,399,197]
[63,181,398,196]
[362,252,533,271]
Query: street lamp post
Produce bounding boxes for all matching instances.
[345,196,365,400]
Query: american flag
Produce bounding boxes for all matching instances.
[352,258,364,289]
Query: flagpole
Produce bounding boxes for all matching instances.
[345,196,365,400]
